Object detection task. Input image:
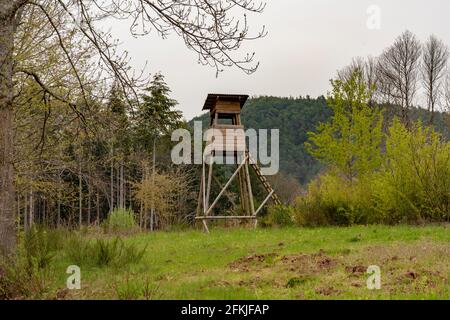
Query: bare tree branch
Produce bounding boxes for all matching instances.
[16,68,87,125]
[422,35,449,124]
[377,30,422,124]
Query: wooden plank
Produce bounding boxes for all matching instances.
[211,124,244,130]
[205,162,213,210]
[202,219,210,233]
[202,160,206,214]
[195,178,203,217]
[195,216,257,220]
[244,162,255,214]
[253,190,274,217]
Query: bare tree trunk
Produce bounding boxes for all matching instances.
[150,138,156,232]
[24,191,28,231]
[116,165,120,208]
[87,171,91,225]
[78,162,82,229]
[29,187,34,228]
[0,10,16,255]
[16,194,20,231]
[96,191,100,225]
[43,197,47,227]
[128,182,132,209]
[422,35,449,125]
[57,172,61,228]
[110,146,114,211]
[119,160,124,208]
[139,200,143,230]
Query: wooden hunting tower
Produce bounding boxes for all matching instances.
[195,94,281,232]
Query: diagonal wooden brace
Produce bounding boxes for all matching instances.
[205,155,248,216]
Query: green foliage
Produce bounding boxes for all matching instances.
[134,73,183,153]
[22,226,66,270]
[372,120,450,223]
[300,71,450,226]
[0,256,51,299]
[65,235,146,268]
[294,173,374,226]
[114,277,160,300]
[103,208,138,234]
[261,205,295,227]
[306,71,383,181]
[0,227,65,299]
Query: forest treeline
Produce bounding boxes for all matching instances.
[14,72,194,232]
[7,29,450,237]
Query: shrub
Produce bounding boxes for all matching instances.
[293,173,376,226]
[103,208,138,234]
[298,119,450,226]
[371,120,450,223]
[0,256,51,299]
[22,226,66,270]
[261,205,295,227]
[0,226,63,299]
[65,235,146,268]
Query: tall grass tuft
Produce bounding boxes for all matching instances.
[65,235,146,268]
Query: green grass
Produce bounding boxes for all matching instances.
[45,225,450,299]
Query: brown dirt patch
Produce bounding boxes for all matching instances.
[345,265,366,275]
[228,250,338,275]
[315,286,341,296]
[228,253,278,272]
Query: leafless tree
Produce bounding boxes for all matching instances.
[377,30,422,124]
[337,57,365,83]
[422,35,449,124]
[0,0,266,255]
[337,56,379,106]
[444,72,450,130]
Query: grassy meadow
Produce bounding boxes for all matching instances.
[21,225,449,300]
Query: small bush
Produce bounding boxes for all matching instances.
[261,205,295,227]
[293,173,375,226]
[22,226,66,270]
[371,120,450,223]
[103,208,138,234]
[0,226,62,299]
[0,257,51,299]
[297,120,450,226]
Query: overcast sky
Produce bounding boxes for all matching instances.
[108,0,450,120]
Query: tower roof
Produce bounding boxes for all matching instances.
[202,94,249,111]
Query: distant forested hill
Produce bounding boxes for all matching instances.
[190,96,449,185]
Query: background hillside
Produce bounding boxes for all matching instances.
[190,96,449,185]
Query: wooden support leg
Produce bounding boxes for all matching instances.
[202,220,210,234]
[244,162,255,215]
[206,162,213,210]
[196,177,203,216]
[237,167,246,214]
[234,154,244,213]
[202,160,206,213]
